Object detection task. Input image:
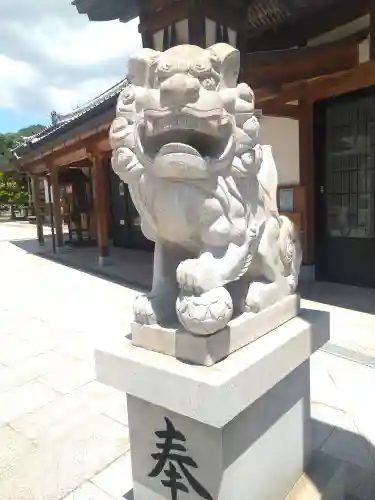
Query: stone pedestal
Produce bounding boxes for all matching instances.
[95,308,343,500]
[132,294,300,366]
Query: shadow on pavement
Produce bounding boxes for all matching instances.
[8,236,149,293]
[8,236,375,317]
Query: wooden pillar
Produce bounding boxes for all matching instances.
[31,175,44,246]
[50,165,64,248]
[188,2,205,48]
[298,86,315,266]
[90,148,109,265]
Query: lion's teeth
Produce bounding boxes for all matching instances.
[148,115,219,135]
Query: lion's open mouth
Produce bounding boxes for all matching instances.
[137,113,234,161]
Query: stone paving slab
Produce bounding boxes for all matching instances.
[63,482,117,500]
[1,222,375,499]
[91,451,133,499]
[0,414,129,500]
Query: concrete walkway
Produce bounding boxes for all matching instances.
[1,221,375,499]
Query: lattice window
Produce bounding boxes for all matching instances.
[325,95,375,239]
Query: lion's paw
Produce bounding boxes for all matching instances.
[133,293,157,325]
[245,280,289,313]
[176,287,233,335]
[176,259,222,294]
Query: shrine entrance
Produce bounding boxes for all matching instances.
[315,87,375,288]
[108,161,153,251]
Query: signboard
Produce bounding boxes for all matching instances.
[279,188,294,213]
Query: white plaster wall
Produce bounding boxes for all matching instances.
[205,18,217,48]
[359,37,370,63]
[259,116,300,186]
[175,19,189,45]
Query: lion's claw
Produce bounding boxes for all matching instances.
[176,259,222,294]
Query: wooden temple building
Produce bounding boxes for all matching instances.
[15,0,375,287]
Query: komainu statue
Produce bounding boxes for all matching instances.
[110,43,302,336]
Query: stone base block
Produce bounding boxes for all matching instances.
[131,294,300,366]
[128,361,310,500]
[98,255,111,267]
[286,452,345,500]
[96,308,331,500]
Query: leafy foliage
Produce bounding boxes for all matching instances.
[0,133,19,164]
[0,172,29,208]
[0,124,46,164]
[0,124,46,209]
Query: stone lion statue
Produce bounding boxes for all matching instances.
[110,43,302,335]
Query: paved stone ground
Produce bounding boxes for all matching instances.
[1,221,375,499]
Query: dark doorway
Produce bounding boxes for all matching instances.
[315,86,375,288]
[108,162,153,251]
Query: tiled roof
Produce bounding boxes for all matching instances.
[247,0,328,30]
[73,0,336,33]
[72,0,139,24]
[15,77,129,156]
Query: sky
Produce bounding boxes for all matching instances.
[0,0,142,134]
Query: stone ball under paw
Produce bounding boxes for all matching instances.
[176,287,233,336]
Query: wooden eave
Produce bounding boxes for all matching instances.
[18,125,111,176]
[72,0,138,23]
[247,0,370,51]
[245,34,362,90]
[256,60,375,112]
[73,0,368,49]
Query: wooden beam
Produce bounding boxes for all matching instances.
[255,58,375,110]
[188,3,205,48]
[96,136,111,153]
[370,4,375,59]
[53,148,87,168]
[143,0,173,15]
[246,0,370,51]
[203,0,247,33]
[244,37,359,89]
[24,162,48,176]
[19,128,109,172]
[309,61,375,101]
[139,0,246,40]
[139,1,190,34]
[255,83,303,105]
[260,104,300,120]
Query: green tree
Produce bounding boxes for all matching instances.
[0,124,45,213]
[0,132,19,164]
[18,124,46,137]
[0,172,28,209]
[0,124,46,165]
